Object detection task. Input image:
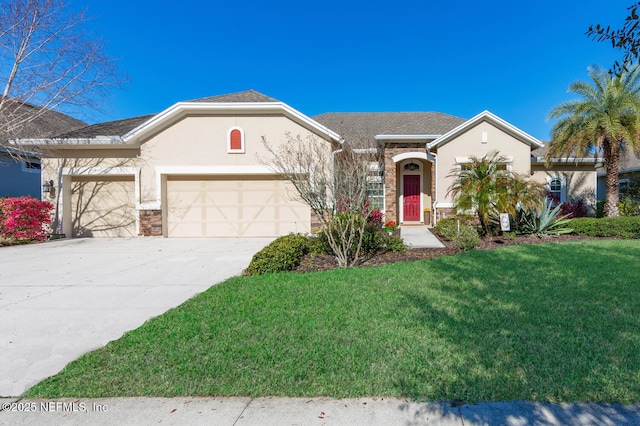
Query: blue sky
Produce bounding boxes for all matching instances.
[78,1,628,141]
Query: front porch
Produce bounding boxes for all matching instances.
[384,150,435,226]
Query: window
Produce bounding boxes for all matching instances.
[620,178,630,196]
[403,162,420,172]
[21,160,41,173]
[227,127,245,153]
[367,163,384,211]
[548,177,564,203]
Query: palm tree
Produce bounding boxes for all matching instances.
[447,151,543,235]
[547,65,640,217]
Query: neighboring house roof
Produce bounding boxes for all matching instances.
[428,110,544,150]
[313,112,465,145]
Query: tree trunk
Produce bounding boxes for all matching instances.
[603,141,621,217]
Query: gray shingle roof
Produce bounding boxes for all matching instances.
[54,115,155,138]
[312,112,466,145]
[47,90,281,139]
[0,98,86,141]
[188,90,280,103]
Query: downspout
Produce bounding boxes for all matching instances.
[426,144,438,226]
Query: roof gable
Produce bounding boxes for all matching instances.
[427,110,543,150]
[123,98,341,145]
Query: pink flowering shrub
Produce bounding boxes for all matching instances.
[367,208,384,227]
[0,197,53,242]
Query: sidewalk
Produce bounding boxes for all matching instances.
[400,226,444,249]
[2,397,639,425]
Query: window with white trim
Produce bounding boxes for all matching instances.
[227,127,245,153]
[547,177,565,203]
[367,162,384,211]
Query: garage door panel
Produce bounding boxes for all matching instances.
[167,176,310,237]
[71,176,136,238]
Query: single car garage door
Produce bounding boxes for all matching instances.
[166,175,310,237]
[71,176,137,237]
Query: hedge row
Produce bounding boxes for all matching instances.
[570,216,640,238]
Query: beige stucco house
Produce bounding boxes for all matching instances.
[15,90,600,238]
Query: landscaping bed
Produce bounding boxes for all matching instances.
[295,233,609,273]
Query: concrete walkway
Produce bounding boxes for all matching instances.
[0,237,272,397]
[400,226,444,249]
[2,397,639,425]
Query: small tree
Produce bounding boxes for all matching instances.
[447,151,544,235]
[262,133,378,267]
[0,0,122,154]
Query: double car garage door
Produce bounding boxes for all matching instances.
[71,175,309,238]
[166,176,309,237]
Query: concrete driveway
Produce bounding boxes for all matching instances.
[0,237,272,397]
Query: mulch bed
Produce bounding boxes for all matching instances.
[294,233,608,273]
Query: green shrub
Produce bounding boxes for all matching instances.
[570,216,640,238]
[619,198,640,216]
[314,223,406,257]
[382,235,407,252]
[243,234,310,275]
[453,224,480,251]
[434,217,459,241]
[307,233,331,255]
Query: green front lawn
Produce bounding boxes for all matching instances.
[25,240,640,403]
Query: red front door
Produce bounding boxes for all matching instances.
[403,175,420,221]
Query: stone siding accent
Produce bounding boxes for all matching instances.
[139,210,162,236]
[310,210,323,232]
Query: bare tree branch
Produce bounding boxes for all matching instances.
[0,0,124,151]
[261,133,380,267]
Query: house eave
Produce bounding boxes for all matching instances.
[9,136,137,149]
[532,156,603,165]
[597,165,640,176]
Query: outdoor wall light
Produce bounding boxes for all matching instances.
[42,180,54,193]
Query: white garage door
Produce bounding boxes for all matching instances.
[166,175,310,237]
[71,176,137,237]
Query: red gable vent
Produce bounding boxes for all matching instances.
[230,129,243,150]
